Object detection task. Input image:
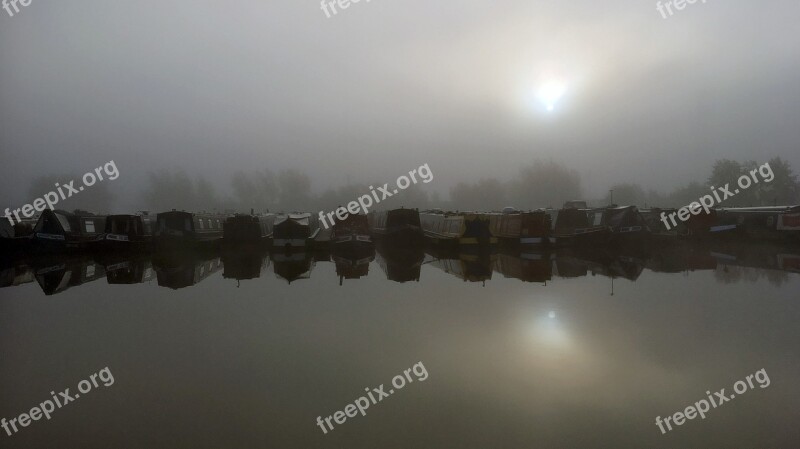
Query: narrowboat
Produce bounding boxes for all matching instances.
[715,206,800,242]
[684,209,738,239]
[546,206,609,247]
[331,213,374,258]
[368,208,423,244]
[154,210,227,250]
[586,206,650,243]
[272,213,320,249]
[96,212,156,251]
[31,209,106,252]
[419,210,496,247]
[0,218,31,253]
[487,207,552,246]
[223,213,276,245]
[640,208,689,241]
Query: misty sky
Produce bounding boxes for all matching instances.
[1,0,799,210]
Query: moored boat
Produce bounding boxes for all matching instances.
[0,218,31,253]
[154,210,227,251]
[223,213,275,245]
[331,213,374,258]
[419,210,495,247]
[587,206,650,244]
[368,208,423,244]
[715,205,800,242]
[272,213,320,249]
[546,205,609,247]
[487,207,552,246]
[640,208,688,241]
[96,212,156,251]
[31,209,106,252]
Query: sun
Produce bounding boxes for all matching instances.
[536,80,567,112]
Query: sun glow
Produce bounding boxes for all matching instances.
[536,80,567,112]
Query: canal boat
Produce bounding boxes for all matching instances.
[31,209,106,252]
[96,212,156,251]
[368,208,423,244]
[546,206,610,247]
[487,208,552,246]
[715,205,800,242]
[154,210,227,250]
[272,213,321,249]
[587,206,650,244]
[419,210,495,247]
[331,213,374,258]
[223,213,275,245]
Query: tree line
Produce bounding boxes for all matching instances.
[24,157,799,214]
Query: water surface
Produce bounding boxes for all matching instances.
[1,243,798,448]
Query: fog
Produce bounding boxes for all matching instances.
[2,0,799,213]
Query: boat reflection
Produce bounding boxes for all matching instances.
[0,241,798,296]
[333,252,374,285]
[375,242,424,283]
[222,247,270,283]
[271,250,317,284]
[104,256,156,285]
[493,250,553,283]
[32,255,106,295]
[424,246,495,284]
[154,251,223,290]
[0,261,35,289]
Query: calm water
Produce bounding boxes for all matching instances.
[1,242,799,448]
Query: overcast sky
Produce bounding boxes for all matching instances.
[1,0,799,208]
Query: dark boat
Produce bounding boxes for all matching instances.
[223,213,276,245]
[331,213,375,258]
[154,211,227,250]
[96,212,156,251]
[546,205,609,247]
[272,213,320,249]
[684,209,738,239]
[368,208,423,244]
[0,218,31,253]
[640,208,689,241]
[487,207,552,247]
[419,210,495,247]
[31,209,106,252]
[715,206,800,242]
[586,206,650,244]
